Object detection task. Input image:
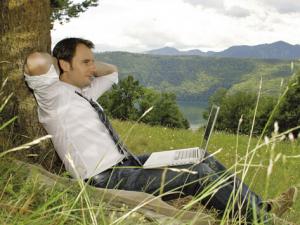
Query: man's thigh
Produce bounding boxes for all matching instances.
[98,161,217,201]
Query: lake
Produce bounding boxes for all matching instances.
[177,101,208,130]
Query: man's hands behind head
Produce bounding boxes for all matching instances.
[24,52,58,76]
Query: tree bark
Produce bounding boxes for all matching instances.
[0,0,64,173]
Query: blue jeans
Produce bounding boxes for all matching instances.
[86,153,269,223]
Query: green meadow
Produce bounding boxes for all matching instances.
[1,119,299,224]
[114,119,300,223]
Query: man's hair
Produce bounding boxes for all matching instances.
[52,37,95,74]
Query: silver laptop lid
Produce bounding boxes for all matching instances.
[200,104,220,151]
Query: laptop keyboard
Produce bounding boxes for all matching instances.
[174,148,200,160]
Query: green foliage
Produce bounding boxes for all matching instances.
[206,70,300,136]
[138,88,189,129]
[50,0,99,24]
[95,52,300,102]
[203,88,228,120]
[99,76,189,129]
[204,89,276,135]
[100,76,143,120]
[271,71,300,135]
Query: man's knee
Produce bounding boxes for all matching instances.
[196,163,215,176]
[24,52,53,76]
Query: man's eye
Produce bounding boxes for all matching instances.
[83,60,94,65]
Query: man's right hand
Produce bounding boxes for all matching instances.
[24,52,59,76]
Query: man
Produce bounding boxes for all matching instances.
[24,37,297,224]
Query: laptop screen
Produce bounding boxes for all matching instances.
[201,105,220,151]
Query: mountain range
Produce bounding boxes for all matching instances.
[145,41,300,60]
[95,51,299,104]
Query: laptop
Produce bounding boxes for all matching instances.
[143,105,220,169]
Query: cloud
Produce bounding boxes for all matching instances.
[184,0,250,18]
[183,0,224,10]
[263,0,300,14]
[225,6,251,18]
[51,0,300,53]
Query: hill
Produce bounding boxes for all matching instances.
[95,52,299,102]
[146,41,300,60]
[147,46,206,56]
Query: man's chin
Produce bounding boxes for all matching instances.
[81,80,92,88]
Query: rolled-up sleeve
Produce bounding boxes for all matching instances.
[24,64,60,110]
[24,64,59,91]
[87,72,119,100]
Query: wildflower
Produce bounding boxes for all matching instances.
[288,133,295,142]
[267,159,273,177]
[274,121,279,134]
[264,136,270,145]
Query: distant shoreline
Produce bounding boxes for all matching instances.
[177,100,207,130]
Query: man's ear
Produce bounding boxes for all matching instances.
[59,59,71,73]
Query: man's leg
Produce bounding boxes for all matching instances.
[88,154,267,222]
[202,151,265,211]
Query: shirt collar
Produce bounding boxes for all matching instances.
[59,80,90,94]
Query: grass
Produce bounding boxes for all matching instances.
[0,156,151,225]
[114,119,300,223]
[1,117,300,224]
[1,68,299,224]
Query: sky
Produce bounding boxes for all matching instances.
[51,0,300,53]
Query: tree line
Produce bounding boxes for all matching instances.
[99,76,189,129]
[96,52,298,102]
[100,70,300,137]
[203,71,300,137]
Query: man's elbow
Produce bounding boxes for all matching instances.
[107,63,118,73]
[24,52,53,76]
[111,64,118,73]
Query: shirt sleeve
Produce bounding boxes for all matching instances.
[24,64,59,91]
[24,64,60,110]
[86,72,118,100]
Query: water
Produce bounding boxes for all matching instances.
[177,101,208,130]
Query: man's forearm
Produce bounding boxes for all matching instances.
[95,61,118,77]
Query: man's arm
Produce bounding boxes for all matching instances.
[86,61,118,99]
[24,52,59,76]
[94,61,118,77]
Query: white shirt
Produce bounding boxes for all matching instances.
[24,64,125,180]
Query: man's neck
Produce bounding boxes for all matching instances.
[59,73,82,91]
[59,72,69,83]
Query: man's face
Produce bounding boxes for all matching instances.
[61,43,97,88]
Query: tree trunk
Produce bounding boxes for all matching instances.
[0,0,64,173]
